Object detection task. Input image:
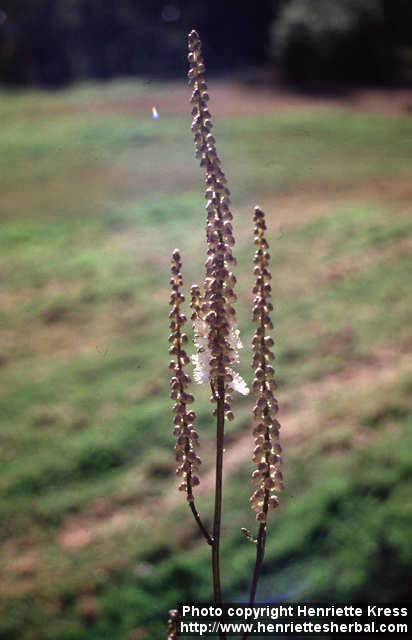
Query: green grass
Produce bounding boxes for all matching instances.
[0,81,412,639]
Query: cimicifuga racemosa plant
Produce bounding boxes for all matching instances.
[167,31,282,636]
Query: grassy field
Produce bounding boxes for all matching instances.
[0,80,412,639]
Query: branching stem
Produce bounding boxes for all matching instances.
[188,498,213,546]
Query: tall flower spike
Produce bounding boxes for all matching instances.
[188,30,248,412]
[169,250,201,501]
[250,207,283,523]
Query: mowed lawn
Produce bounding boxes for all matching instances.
[0,81,412,639]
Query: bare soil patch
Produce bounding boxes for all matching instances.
[77,82,412,119]
[57,343,412,551]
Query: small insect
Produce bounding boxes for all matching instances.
[152,106,160,120]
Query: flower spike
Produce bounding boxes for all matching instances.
[188,30,248,413]
[250,207,283,522]
[169,249,201,501]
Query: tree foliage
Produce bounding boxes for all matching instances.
[0,1,411,86]
[271,0,412,85]
[0,0,273,85]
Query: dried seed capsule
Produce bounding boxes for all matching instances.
[269,495,280,510]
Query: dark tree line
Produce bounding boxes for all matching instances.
[0,0,411,86]
[273,0,412,85]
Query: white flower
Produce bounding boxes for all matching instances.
[191,318,211,384]
[228,324,242,363]
[191,350,211,384]
[191,317,249,395]
[228,368,249,396]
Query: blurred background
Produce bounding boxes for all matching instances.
[1,1,412,639]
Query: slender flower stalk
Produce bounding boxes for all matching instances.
[245,206,283,621]
[187,30,248,615]
[169,250,212,545]
[188,29,248,405]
